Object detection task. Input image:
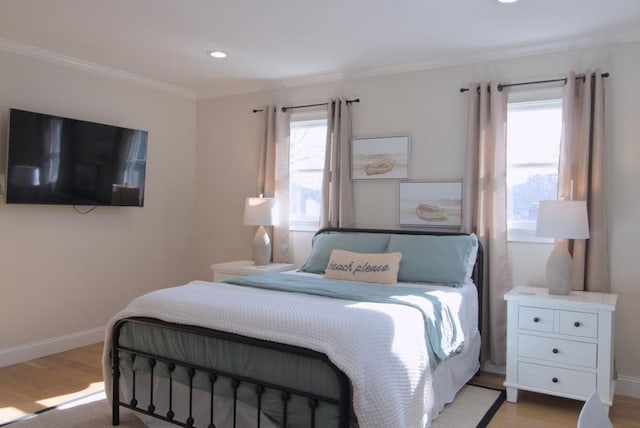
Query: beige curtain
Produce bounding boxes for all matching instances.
[257,105,291,263]
[462,82,510,366]
[320,98,355,228]
[558,70,609,292]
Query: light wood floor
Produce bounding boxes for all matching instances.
[473,372,640,427]
[0,343,105,425]
[0,343,638,426]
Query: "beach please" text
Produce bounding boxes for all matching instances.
[327,260,391,275]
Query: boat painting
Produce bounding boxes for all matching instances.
[399,181,462,227]
[352,136,409,179]
[415,204,447,221]
[364,158,396,175]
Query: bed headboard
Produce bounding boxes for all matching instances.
[314,227,484,287]
[313,227,484,344]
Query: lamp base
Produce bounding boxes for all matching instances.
[253,225,271,266]
[546,240,573,295]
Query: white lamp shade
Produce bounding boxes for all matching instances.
[243,197,277,226]
[536,200,590,239]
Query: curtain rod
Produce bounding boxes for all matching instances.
[459,72,610,93]
[252,98,360,113]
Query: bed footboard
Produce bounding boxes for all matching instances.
[111,317,352,428]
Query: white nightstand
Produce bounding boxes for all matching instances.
[210,260,296,282]
[504,286,617,407]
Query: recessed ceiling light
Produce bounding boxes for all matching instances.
[207,50,227,59]
[498,0,519,3]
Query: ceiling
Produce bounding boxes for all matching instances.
[1,0,639,99]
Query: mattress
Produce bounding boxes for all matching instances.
[104,271,480,427]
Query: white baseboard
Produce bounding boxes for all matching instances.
[0,326,105,368]
[616,375,640,399]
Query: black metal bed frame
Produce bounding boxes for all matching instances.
[110,227,484,427]
[111,317,351,427]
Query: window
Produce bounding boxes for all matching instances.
[506,89,562,242]
[45,118,63,185]
[122,130,148,187]
[289,111,327,231]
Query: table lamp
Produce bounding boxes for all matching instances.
[244,196,277,266]
[535,200,590,295]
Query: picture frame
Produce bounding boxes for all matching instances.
[351,136,409,180]
[399,180,463,227]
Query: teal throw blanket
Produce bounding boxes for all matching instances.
[223,273,463,365]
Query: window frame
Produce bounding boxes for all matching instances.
[506,87,563,244]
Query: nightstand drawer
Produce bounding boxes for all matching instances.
[558,310,598,338]
[519,306,554,332]
[518,334,597,368]
[518,362,596,397]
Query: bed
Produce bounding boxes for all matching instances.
[103,227,483,428]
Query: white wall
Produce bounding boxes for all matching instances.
[0,50,197,362]
[195,41,640,395]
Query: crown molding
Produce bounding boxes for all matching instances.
[3,30,638,102]
[0,37,196,100]
[199,32,640,100]
[284,32,640,88]
[196,82,272,100]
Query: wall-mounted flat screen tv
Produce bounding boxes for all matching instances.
[5,108,148,206]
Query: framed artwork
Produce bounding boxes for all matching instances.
[351,136,409,180]
[399,180,463,227]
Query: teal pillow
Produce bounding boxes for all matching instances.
[386,234,478,285]
[300,233,391,273]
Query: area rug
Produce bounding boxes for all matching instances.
[3,384,505,428]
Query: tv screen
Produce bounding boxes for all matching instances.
[5,109,148,206]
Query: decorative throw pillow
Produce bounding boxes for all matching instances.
[324,249,402,284]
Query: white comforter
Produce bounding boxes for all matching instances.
[103,279,446,428]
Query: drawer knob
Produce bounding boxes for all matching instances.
[533,317,540,323]
[552,377,558,383]
[552,348,559,354]
[574,321,581,327]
